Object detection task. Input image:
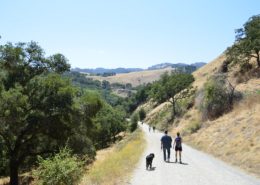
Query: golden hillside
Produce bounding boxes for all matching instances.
[179,54,259,176]
[87,67,174,87]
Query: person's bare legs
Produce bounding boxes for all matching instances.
[175,151,177,162]
[179,151,182,163]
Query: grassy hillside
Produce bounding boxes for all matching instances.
[185,94,260,176]
[142,53,260,177]
[87,67,174,87]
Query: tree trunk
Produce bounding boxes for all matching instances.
[257,52,260,68]
[113,134,116,143]
[171,100,176,121]
[9,157,19,185]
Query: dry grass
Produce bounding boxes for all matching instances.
[192,54,226,89]
[235,78,260,93]
[80,129,146,185]
[184,94,260,177]
[176,53,260,177]
[0,173,33,185]
[87,68,174,87]
[0,177,8,185]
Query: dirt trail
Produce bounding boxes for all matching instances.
[129,124,260,185]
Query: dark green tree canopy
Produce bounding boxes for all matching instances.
[227,14,260,69]
[150,72,194,119]
[0,41,101,185]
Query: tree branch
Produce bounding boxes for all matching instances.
[250,54,257,58]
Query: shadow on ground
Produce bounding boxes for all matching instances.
[147,167,156,171]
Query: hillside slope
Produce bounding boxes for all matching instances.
[143,53,260,177]
[183,55,260,176]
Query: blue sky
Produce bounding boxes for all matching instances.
[1,0,259,68]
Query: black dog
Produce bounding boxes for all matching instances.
[146,153,155,170]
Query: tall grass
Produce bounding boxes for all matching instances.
[81,129,145,185]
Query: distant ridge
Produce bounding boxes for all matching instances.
[72,67,143,74]
[148,62,206,70]
[72,62,206,74]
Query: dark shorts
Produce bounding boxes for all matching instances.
[175,146,182,151]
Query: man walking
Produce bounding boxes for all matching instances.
[161,130,172,162]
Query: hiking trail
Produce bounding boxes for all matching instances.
[128,123,260,185]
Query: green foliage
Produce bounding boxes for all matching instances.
[150,72,194,103]
[101,90,125,107]
[130,113,139,132]
[150,72,194,119]
[63,71,101,89]
[93,103,127,148]
[67,135,96,163]
[186,121,202,134]
[200,75,234,120]
[150,81,166,103]
[0,41,102,184]
[125,83,132,90]
[126,83,152,113]
[111,82,125,89]
[226,14,260,70]
[101,80,111,90]
[34,148,83,185]
[138,108,146,121]
[0,140,8,176]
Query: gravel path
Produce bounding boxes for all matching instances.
[129,124,260,185]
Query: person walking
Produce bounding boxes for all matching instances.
[173,132,182,163]
[161,130,172,162]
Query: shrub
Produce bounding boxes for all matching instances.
[200,75,235,120]
[129,113,139,132]
[186,121,202,134]
[34,148,83,185]
[67,135,96,163]
[138,108,146,121]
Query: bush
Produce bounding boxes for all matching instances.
[129,113,139,132]
[34,148,83,185]
[200,75,233,120]
[138,108,146,121]
[67,135,96,163]
[186,121,202,134]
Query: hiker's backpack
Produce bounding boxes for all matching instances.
[175,137,182,148]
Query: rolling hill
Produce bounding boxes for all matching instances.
[72,62,206,75]
[86,67,175,87]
